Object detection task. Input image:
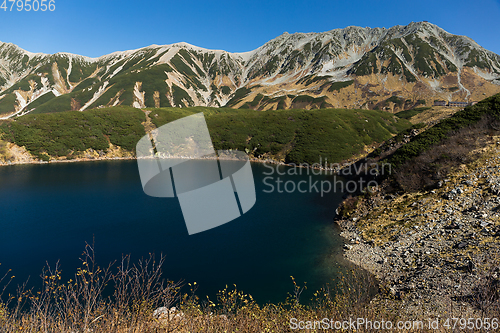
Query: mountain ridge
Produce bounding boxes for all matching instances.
[1,21,499,117]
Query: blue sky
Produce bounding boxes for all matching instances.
[0,0,499,57]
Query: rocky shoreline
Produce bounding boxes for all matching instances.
[0,153,281,168]
[0,151,137,167]
[336,143,500,317]
[0,145,362,173]
[0,155,138,167]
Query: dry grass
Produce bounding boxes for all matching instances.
[408,106,460,125]
[0,243,499,332]
[394,115,500,192]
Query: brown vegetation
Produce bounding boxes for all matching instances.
[1,244,499,332]
[394,115,500,192]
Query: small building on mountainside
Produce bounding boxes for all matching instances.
[448,101,470,107]
[434,100,476,107]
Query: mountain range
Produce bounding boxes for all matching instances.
[1,21,499,117]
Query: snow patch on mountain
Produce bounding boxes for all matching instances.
[80,81,109,111]
[319,47,365,76]
[23,77,53,107]
[14,91,27,110]
[234,51,255,63]
[156,47,180,65]
[66,57,74,90]
[427,78,441,90]
[474,67,500,81]
[132,82,146,108]
[109,65,124,79]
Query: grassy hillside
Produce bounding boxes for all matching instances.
[0,106,146,161]
[394,106,431,120]
[389,92,500,167]
[0,106,411,164]
[338,92,500,193]
[147,107,410,164]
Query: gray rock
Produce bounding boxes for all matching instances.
[480,221,490,228]
[454,242,468,249]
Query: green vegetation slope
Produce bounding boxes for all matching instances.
[0,106,411,164]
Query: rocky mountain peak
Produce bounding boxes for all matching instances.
[0,22,499,117]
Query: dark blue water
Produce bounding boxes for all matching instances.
[0,160,349,304]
